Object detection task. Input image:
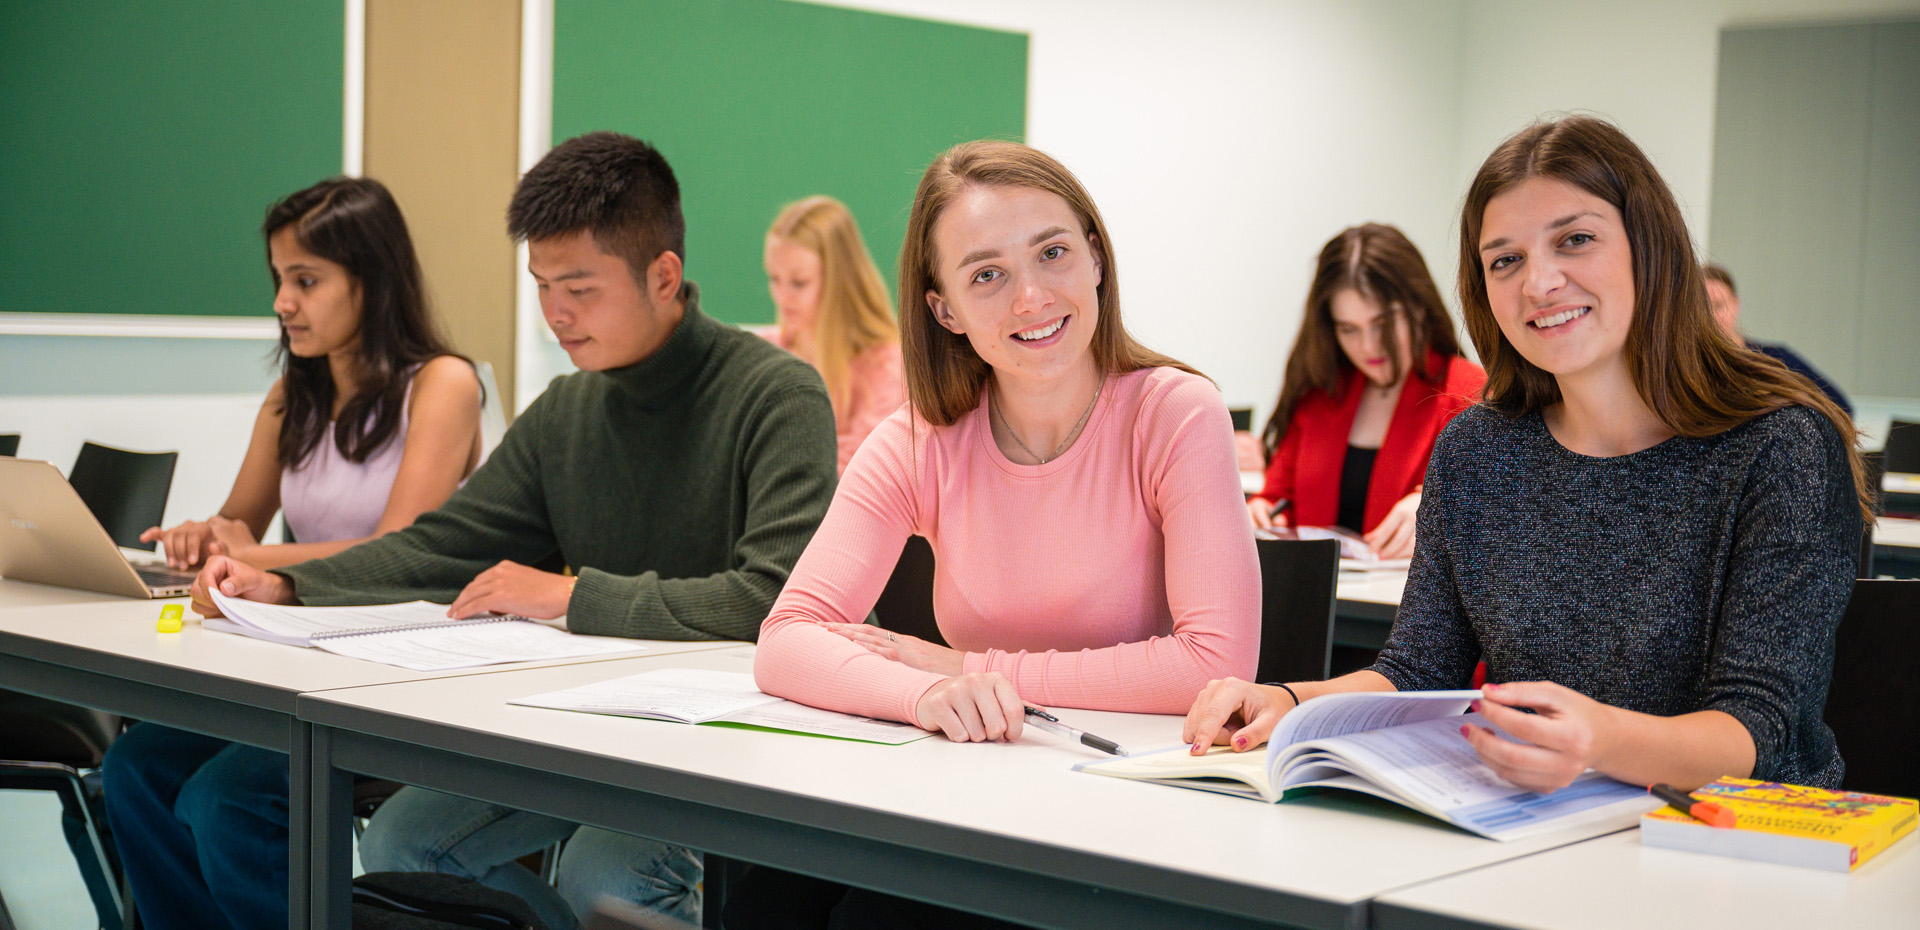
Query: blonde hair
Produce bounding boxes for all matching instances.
[897,140,1201,426]
[767,196,898,412]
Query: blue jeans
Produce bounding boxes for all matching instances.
[100,723,289,930]
[359,786,702,930]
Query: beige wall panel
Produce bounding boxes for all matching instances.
[364,0,520,418]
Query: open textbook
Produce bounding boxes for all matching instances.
[1075,690,1658,841]
[509,667,929,745]
[205,590,644,671]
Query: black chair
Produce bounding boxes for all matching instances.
[68,441,178,551]
[1254,537,1341,684]
[0,695,130,930]
[0,433,19,457]
[869,535,946,647]
[1823,579,1920,799]
[1883,419,1920,476]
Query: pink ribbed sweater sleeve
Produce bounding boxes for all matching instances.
[754,368,1261,726]
[754,407,948,725]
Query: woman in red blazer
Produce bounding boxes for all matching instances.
[1250,224,1484,557]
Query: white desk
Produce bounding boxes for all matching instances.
[1371,828,1920,930]
[298,646,1634,930]
[0,580,740,930]
[1335,568,1406,649]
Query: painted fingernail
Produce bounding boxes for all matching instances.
[1483,682,1498,692]
[1192,741,1206,753]
[1470,699,1482,713]
[1459,724,1471,738]
[1232,735,1248,749]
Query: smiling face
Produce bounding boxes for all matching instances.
[924,184,1103,390]
[269,225,363,359]
[1477,177,1636,383]
[764,235,823,339]
[1329,289,1412,388]
[529,230,673,371]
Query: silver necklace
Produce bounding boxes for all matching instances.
[993,373,1105,465]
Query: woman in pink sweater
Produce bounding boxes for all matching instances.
[753,141,1261,746]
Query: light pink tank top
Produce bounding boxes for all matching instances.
[279,375,415,544]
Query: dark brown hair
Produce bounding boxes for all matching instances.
[1259,223,1463,455]
[266,177,461,468]
[1456,116,1872,520]
[897,140,1201,427]
[1702,262,1736,295]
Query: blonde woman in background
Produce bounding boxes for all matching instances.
[762,196,906,472]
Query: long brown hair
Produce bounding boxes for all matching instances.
[1259,223,1462,455]
[1456,116,1873,521]
[767,196,898,413]
[897,140,1201,427]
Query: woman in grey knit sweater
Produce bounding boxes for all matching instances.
[1185,116,1872,793]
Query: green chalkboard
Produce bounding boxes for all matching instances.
[0,0,343,318]
[554,0,1028,325]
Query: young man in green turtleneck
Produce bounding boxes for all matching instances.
[184,132,839,928]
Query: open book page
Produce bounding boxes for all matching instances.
[1268,690,1480,747]
[1073,746,1274,800]
[1278,712,1658,840]
[313,621,643,671]
[207,590,463,645]
[511,668,783,723]
[510,668,928,744]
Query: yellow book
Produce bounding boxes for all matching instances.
[1640,777,1918,872]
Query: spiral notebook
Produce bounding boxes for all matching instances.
[205,589,644,671]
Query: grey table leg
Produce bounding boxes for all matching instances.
[288,719,312,930]
[308,724,354,930]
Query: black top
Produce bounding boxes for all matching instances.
[1336,445,1377,534]
[1750,340,1852,417]
[1370,405,1859,787]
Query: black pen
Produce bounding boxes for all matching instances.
[1267,497,1291,520]
[1024,705,1128,756]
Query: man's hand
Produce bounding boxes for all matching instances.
[448,561,574,620]
[190,556,295,618]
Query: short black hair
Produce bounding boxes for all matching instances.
[508,131,686,281]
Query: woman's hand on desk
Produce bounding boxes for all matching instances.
[142,520,217,570]
[1363,491,1420,560]
[826,623,964,676]
[914,673,1025,743]
[1246,497,1277,530]
[1182,677,1299,753]
[204,516,261,563]
[190,556,295,617]
[448,561,574,620]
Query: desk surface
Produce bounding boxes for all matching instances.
[0,580,740,746]
[1874,516,1920,551]
[300,646,1634,930]
[1371,827,1920,930]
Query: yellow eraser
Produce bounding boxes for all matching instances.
[157,604,184,633]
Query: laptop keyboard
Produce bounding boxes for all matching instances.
[134,565,199,588]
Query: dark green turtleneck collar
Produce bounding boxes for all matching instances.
[597,282,721,404]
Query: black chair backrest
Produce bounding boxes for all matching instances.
[1823,579,1920,798]
[0,691,121,769]
[1255,537,1340,684]
[870,535,947,647]
[0,433,19,457]
[68,441,178,551]
[1883,419,1920,476]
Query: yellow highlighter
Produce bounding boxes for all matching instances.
[157,604,184,633]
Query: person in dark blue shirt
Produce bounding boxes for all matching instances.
[1705,263,1853,416]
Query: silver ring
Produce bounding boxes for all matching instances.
[887,631,897,642]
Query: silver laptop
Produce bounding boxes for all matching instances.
[0,457,199,598]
